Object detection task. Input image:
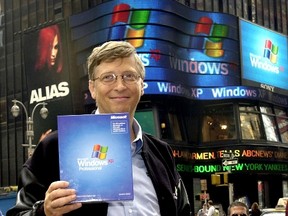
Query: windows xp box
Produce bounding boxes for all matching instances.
[57,113,133,203]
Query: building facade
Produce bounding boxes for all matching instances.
[1,0,288,214]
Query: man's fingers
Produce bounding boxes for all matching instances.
[44,181,82,216]
[47,181,69,193]
[49,192,77,208]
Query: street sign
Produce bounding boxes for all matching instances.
[222,152,234,159]
[222,158,238,166]
[200,193,210,201]
[200,179,207,191]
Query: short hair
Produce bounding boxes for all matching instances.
[87,41,145,80]
[251,202,259,210]
[227,201,249,216]
[208,200,213,205]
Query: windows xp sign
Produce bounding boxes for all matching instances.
[240,19,288,96]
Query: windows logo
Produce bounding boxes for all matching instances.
[263,39,278,64]
[109,3,150,48]
[91,144,108,160]
[194,16,229,58]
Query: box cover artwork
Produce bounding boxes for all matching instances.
[57,113,133,203]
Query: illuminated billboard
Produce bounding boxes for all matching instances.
[173,145,288,174]
[240,18,288,96]
[70,0,240,89]
[23,22,72,139]
[70,0,288,105]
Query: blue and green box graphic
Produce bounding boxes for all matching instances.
[57,113,133,202]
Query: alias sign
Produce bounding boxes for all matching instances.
[29,81,70,104]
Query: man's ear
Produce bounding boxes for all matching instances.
[88,80,96,99]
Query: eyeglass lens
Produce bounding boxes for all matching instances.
[97,72,140,85]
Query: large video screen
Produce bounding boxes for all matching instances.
[70,0,240,90]
[240,18,288,96]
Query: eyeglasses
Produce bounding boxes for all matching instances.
[92,72,141,85]
[231,214,247,216]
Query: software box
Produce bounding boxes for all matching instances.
[57,113,133,203]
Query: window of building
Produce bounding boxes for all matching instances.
[275,108,288,143]
[158,109,173,140]
[0,11,3,26]
[168,112,182,141]
[158,109,183,142]
[0,98,6,126]
[184,111,199,144]
[201,104,236,142]
[239,105,263,140]
[138,102,288,145]
[260,105,279,142]
[54,1,63,17]
[0,28,3,47]
[135,110,157,136]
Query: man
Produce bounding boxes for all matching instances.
[197,203,208,216]
[227,201,249,216]
[7,41,191,216]
[207,200,216,216]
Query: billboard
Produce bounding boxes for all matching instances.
[69,0,240,90]
[240,18,288,96]
[23,22,72,140]
[173,145,288,174]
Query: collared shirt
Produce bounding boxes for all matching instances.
[94,110,160,215]
[207,206,215,216]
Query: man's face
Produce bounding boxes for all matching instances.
[229,206,248,216]
[88,55,144,116]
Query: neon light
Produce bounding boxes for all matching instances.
[194,16,229,57]
[177,163,288,173]
[110,4,150,48]
[173,148,288,161]
[263,39,278,64]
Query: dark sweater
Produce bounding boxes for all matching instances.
[7,131,191,216]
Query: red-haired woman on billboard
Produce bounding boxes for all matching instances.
[34,24,63,74]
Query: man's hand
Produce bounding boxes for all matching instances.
[44,181,82,216]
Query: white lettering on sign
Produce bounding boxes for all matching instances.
[30,81,70,104]
[260,83,275,92]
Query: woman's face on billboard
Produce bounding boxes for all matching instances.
[50,35,59,66]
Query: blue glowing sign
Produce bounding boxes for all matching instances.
[240,19,288,96]
[143,82,288,107]
[70,0,240,89]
